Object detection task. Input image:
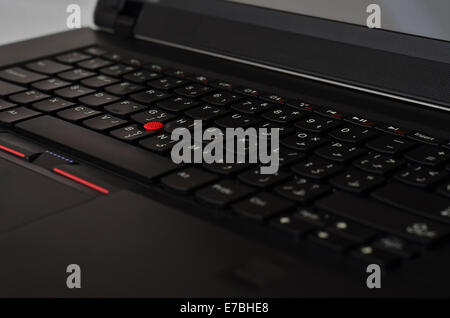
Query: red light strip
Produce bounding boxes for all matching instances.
[0,144,26,158]
[53,168,110,194]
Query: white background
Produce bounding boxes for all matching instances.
[0,0,97,45]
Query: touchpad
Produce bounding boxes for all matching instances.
[0,158,92,233]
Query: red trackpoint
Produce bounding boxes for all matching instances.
[144,121,164,131]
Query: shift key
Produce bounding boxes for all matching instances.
[16,115,179,180]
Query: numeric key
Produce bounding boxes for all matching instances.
[26,59,72,75]
[202,91,242,106]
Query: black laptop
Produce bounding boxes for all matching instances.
[0,0,450,298]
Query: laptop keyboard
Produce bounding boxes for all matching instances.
[1,46,450,269]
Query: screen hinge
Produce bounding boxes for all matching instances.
[111,1,144,37]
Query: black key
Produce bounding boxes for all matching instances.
[295,114,340,134]
[164,69,187,79]
[149,77,188,91]
[231,99,273,114]
[0,67,47,84]
[26,59,72,75]
[123,70,162,84]
[174,84,213,98]
[238,168,292,188]
[0,80,26,96]
[104,100,146,117]
[292,157,342,180]
[143,63,164,73]
[17,115,178,179]
[350,246,401,268]
[316,108,346,119]
[0,107,41,124]
[273,147,305,166]
[330,169,384,193]
[139,133,178,153]
[376,123,410,136]
[354,153,405,175]
[157,96,199,113]
[110,124,153,142]
[57,106,101,122]
[131,108,176,124]
[31,78,71,91]
[187,74,214,85]
[100,64,134,76]
[81,75,120,88]
[215,113,260,129]
[307,230,354,253]
[372,183,450,224]
[275,178,331,203]
[443,140,450,150]
[77,58,112,70]
[395,165,447,188]
[32,97,74,112]
[344,115,375,127]
[408,131,444,146]
[281,132,329,151]
[404,146,450,167]
[55,85,95,99]
[329,125,377,143]
[9,90,49,104]
[234,87,260,97]
[233,193,294,222]
[366,135,414,155]
[203,162,251,175]
[84,47,107,56]
[270,215,315,240]
[286,100,315,112]
[130,89,171,104]
[0,99,17,111]
[260,93,286,104]
[164,117,201,133]
[185,104,229,121]
[78,92,120,107]
[0,132,44,161]
[326,216,377,243]
[259,122,294,138]
[293,208,330,227]
[58,68,96,81]
[315,142,366,163]
[83,114,127,131]
[122,58,143,67]
[317,192,450,245]
[56,51,91,64]
[210,81,234,90]
[102,52,122,62]
[438,181,450,199]
[104,82,144,96]
[261,106,304,124]
[196,180,255,207]
[373,236,418,259]
[202,91,242,106]
[161,167,218,193]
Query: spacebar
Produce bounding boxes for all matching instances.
[316,192,450,245]
[16,115,178,180]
